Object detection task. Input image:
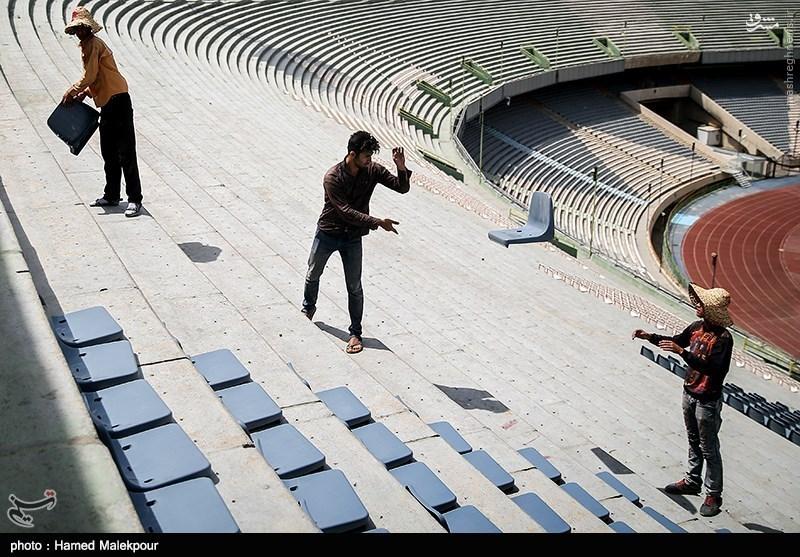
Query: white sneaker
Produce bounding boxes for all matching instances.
[124,202,141,217]
[89,197,119,207]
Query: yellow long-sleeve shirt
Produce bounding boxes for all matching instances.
[72,36,128,108]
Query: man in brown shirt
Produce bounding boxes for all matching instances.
[302,131,410,354]
[62,7,143,217]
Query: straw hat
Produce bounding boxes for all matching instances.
[65,6,102,34]
[689,283,733,328]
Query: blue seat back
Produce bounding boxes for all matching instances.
[252,423,325,479]
[512,493,571,533]
[352,422,413,469]
[217,382,282,432]
[131,477,239,533]
[428,421,472,454]
[463,450,515,493]
[191,349,251,391]
[84,379,172,440]
[316,386,371,428]
[284,469,370,533]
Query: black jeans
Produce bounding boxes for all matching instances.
[302,230,364,338]
[100,93,142,204]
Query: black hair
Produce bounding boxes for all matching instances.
[348,131,380,155]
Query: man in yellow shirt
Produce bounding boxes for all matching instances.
[62,7,143,217]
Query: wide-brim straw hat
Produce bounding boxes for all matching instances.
[65,6,102,34]
[689,283,733,328]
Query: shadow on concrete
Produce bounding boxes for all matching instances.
[314,321,392,352]
[178,241,222,263]
[434,384,510,413]
[657,489,698,514]
[743,522,783,533]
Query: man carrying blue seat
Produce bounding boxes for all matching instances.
[62,7,143,217]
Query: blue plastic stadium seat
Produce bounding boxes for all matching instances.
[47,100,99,156]
[351,422,413,469]
[768,415,792,437]
[673,363,688,380]
[641,506,687,533]
[52,306,123,348]
[789,429,800,446]
[488,191,555,247]
[109,423,212,491]
[131,477,239,533]
[595,471,640,505]
[723,383,743,394]
[640,345,655,362]
[391,462,457,513]
[746,404,770,426]
[315,386,371,428]
[62,339,141,391]
[463,450,516,493]
[609,521,637,533]
[438,505,502,533]
[404,485,500,533]
[284,469,370,533]
[561,483,610,522]
[656,354,672,371]
[727,393,746,413]
[428,421,473,454]
[517,447,562,483]
[216,382,282,432]
[84,379,172,441]
[512,493,571,533]
[190,349,251,391]
[252,423,325,479]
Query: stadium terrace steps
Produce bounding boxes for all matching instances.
[1,0,797,532]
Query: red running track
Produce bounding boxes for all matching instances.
[682,184,800,359]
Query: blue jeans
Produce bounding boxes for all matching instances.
[302,230,363,338]
[682,392,723,495]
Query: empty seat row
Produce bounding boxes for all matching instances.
[641,346,799,446]
[190,349,370,532]
[596,471,688,533]
[51,307,238,533]
[316,388,500,532]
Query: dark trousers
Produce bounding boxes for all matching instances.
[302,230,364,338]
[100,93,142,204]
[682,392,724,495]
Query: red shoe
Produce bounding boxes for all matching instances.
[700,494,722,517]
[664,479,701,495]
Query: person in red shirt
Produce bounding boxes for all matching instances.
[634,283,734,517]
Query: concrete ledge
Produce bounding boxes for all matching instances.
[0,206,140,533]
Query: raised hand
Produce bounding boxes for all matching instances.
[392,146,406,171]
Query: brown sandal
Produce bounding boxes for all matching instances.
[345,335,363,354]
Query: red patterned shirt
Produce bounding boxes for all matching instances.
[650,320,733,401]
